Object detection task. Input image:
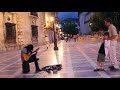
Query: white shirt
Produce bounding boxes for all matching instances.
[104,40,111,56]
[108,24,118,41]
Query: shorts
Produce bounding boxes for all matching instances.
[97,53,105,62]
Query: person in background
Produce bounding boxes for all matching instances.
[45,36,50,49]
[64,34,68,42]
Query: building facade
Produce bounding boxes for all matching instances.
[0,12,45,51]
[78,12,93,35]
[43,12,59,43]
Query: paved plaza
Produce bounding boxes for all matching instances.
[1,38,120,78]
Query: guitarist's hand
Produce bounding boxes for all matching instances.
[33,48,39,54]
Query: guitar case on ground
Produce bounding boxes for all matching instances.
[41,64,62,74]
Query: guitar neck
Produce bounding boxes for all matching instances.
[32,48,39,53]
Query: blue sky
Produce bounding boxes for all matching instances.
[58,12,78,21]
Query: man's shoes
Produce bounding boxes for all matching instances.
[113,68,119,71]
[110,68,119,71]
[108,66,114,69]
[36,69,42,73]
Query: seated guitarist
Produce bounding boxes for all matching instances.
[21,44,42,73]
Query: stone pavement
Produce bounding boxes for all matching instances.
[1,39,120,78]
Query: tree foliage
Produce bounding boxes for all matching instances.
[90,12,120,33]
[61,20,79,35]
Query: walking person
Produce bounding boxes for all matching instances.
[67,34,70,42]
[21,44,42,73]
[64,34,68,42]
[73,35,76,42]
[45,36,50,49]
[76,34,79,42]
[94,32,110,71]
[105,18,119,71]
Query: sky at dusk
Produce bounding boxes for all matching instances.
[58,12,78,21]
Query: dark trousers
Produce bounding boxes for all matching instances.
[22,54,40,73]
[22,61,30,73]
[66,38,68,42]
[74,38,76,42]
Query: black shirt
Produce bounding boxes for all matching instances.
[98,42,105,55]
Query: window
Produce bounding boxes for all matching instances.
[31,25,38,41]
[30,12,38,17]
[5,23,16,43]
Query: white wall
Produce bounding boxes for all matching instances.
[79,12,92,35]
[79,12,86,35]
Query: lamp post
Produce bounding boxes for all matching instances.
[50,17,58,50]
[89,23,93,37]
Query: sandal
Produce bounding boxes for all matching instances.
[100,69,105,71]
[94,68,100,71]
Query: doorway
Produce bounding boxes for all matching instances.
[31,25,38,43]
[5,23,16,44]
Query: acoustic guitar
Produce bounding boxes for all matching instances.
[22,48,39,61]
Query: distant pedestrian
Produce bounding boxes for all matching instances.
[64,34,68,42]
[45,36,50,49]
[76,34,79,41]
[64,36,68,42]
[94,32,110,71]
[73,35,77,42]
[105,18,119,71]
[67,34,69,41]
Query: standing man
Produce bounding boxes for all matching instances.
[105,18,119,70]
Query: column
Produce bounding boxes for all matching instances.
[0,12,6,51]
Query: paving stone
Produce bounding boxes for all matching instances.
[73,66,94,71]
[72,62,91,67]
[74,71,100,78]
[105,70,120,75]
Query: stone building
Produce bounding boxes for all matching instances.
[42,12,59,43]
[0,12,45,51]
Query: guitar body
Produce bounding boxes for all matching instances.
[21,48,39,61]
[21,52,32,61]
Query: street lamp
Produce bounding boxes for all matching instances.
[50,17,58,50]
[56,24,58,27]
[89,23,92,27]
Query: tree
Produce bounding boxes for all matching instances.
[61,20,79,35]
[90,12,120,33]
